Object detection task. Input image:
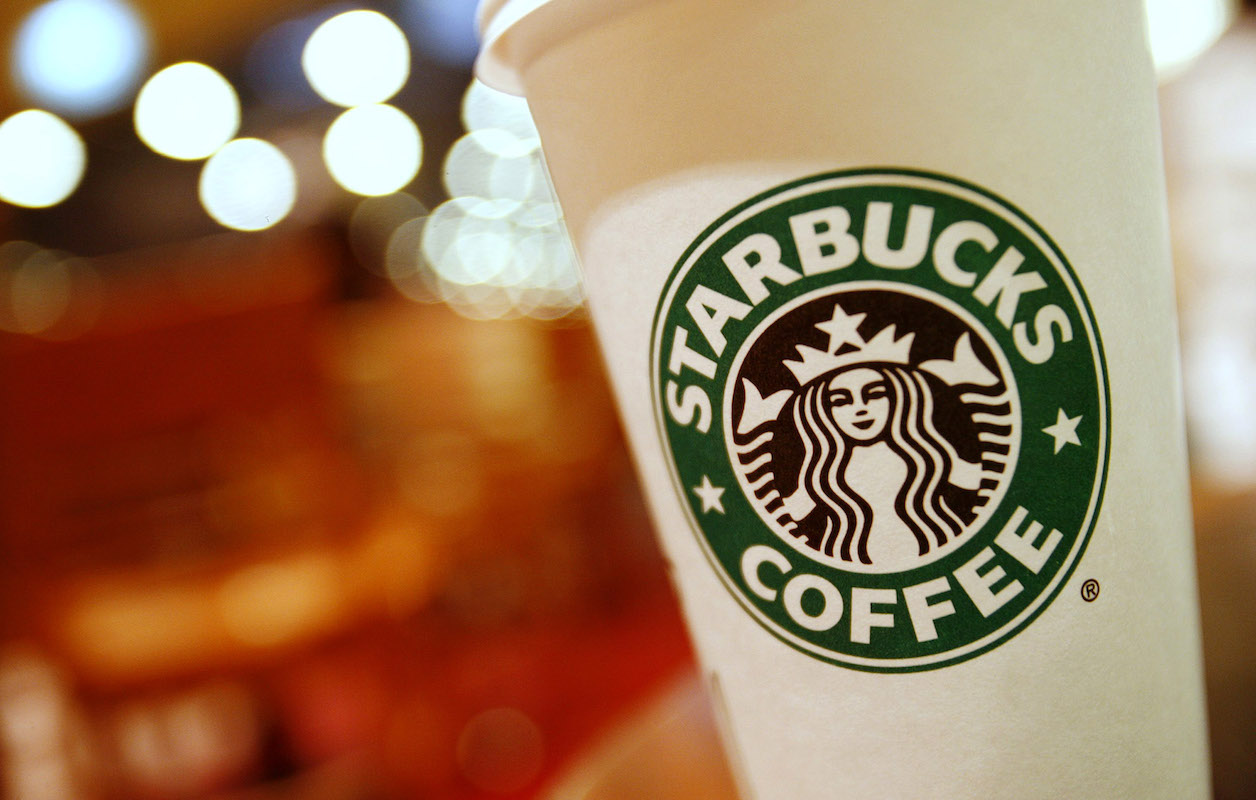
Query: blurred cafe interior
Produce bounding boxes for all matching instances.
[0,0,1252,798]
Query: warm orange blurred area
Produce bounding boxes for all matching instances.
[0,227,693,798]
[0,1,1253,799]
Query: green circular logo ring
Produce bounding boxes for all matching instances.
[650,169,1109,672]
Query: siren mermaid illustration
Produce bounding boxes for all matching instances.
[732,300,1017,571]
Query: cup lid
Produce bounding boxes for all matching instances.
[475,0,557,95]
[475,0,653,95]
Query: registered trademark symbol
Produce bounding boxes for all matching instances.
[1080,579,1101,602]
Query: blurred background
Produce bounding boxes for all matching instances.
[0,0,1250,798]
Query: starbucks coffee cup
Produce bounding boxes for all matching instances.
[477,2,1211,797]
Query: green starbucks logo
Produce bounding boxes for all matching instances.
[651,169,1108,671]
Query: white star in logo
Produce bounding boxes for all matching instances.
[815,305,867,351]
[692,475,726,514]
[1043,408,1083,454]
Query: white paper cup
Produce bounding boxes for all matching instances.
[478,2,1211,797]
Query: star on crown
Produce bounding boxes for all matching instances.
[783,303,914,385]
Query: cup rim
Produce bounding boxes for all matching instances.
[475,0,656,95]
[475,0,558,94]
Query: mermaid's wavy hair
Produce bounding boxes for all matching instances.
[793,364,964,564]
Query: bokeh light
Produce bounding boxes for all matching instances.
[0,243,72,335]
[416,197,582,321]
[323,104,422,197]
[461,79,540,145]
[0,243,100,338]
[301,10,410,107]
[1146,0,1235,78]
[11,0,149,118]
[385,214,436,302]
[443,129,541,209]
[217,555,342,647]
[134,62,240,160]
[198,138,298,232]
[408,79,581,320]
[0,110,87,208]
[456,707,545,794]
